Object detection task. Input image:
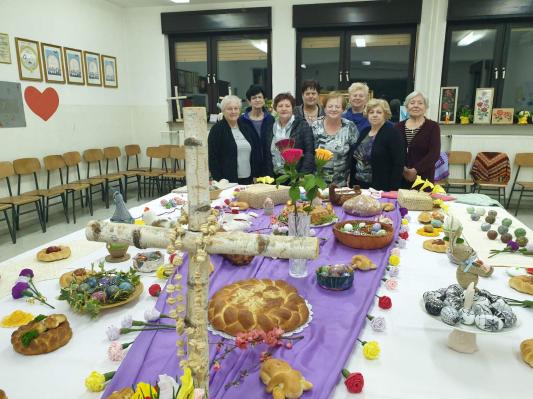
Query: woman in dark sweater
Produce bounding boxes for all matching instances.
[395,91,441,185]
[350,99,405,191]
[263,92,315,176]
[208,95,262,184]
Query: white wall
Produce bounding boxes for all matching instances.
[0,0,131,193]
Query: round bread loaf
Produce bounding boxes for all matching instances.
[11,314,72,355]
[36,245,71,262]
[521,338,533,368]
[208,279,309,336]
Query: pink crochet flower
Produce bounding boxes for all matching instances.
[385,278,398,290]
[107,341,125,361]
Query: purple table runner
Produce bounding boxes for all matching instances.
[104,200,400,398]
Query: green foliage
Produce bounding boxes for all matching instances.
[21,329,39,347]
[33,314,47,322]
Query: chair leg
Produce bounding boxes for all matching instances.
[15,205,20,230]
[45,197,50,223]
[61,194,70,223]
[4,209,15,244]
[507,186,515,209]
[124,177,128,202]
[71,191,76,224]
[35,201,46,233]
[137,176,142,201]
[89,188,94,216]
[11,206,18,242]
[515,187,525,217]
[501,188,506,209]
[105,181,110,209]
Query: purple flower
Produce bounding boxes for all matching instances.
[121,315,133,329]
[12,282,32,299]
[370,316,386,332]
[106,325,121,341]
[507,241,519,251]
[144,308,161,322]
[19,268,34,278]
[399,207,408,217]
[388,267,400,278]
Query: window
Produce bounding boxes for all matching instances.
[442,23,533,114]
[296,28,416,103]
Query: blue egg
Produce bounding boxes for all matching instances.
[105,285,119,298]
[371,223,381,232]
[470,214,480,221]
[85,277,97,288]
[497,225,509,235]
[119,282,134,292]
[480,223,491,232]
[431,219,443,228]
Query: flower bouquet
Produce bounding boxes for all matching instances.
[59,263,142,318]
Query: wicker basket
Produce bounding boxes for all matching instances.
[236,184,290,208]
[397,189,433,211]
[333,220,394,250]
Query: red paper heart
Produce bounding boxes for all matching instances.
[24,86,59,121]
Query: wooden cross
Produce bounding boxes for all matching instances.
[167,85,188,121]
[85,107,319,394]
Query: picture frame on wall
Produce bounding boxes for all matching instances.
[101,54,118,88]
[473,88,494,124]
[41,43,65,83]
[491,108,514,125]
[83,50,101,86]
[15,37,42,81]
[64,47,85,85]
[438,86,458,124]
[0,33,12,64]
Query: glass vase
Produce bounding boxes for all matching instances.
[288,212,311,278]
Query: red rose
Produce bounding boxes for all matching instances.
[526,268,533,275]
[399,231,409,240]
[342,369,364,393]
[148,284,161,297]
[275,138,296,152]
[281,148,303,165]
[378,295,392,309]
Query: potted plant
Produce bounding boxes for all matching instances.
[517,110,531,125]
[459,105,471,124]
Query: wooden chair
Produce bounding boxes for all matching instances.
[0,161,45,242]
[0,203,15,243]
[443,151,474,193]
[83,149,124,208]
[507,153,533,216]
[63,151,106,211]
[139,146,169,197]
[103,146,142,202]
[125,144,150,172]
[471,152,511,206]
[162,146,186,191]
[13,157,69,225]
[44,155,92,224]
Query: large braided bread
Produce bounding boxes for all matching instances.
[208,279,309,336]
[11,314,72,355]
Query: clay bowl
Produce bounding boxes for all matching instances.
[106,242,129,258]
[333,220,394,250]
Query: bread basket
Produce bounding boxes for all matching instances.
[397,189,433,211]
[333,220,394,249]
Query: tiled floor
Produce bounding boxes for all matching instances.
[0,194,532,263]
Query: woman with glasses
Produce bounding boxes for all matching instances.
[294,80,325,125]
[311,92,358,185]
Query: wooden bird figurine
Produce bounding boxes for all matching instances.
[260,358,313,399]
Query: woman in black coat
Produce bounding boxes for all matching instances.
[208,95,262,184]
[263,92,315,176]
[349,99,405,191]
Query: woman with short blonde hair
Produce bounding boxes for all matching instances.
[349,97,404,191]
[343,82,371,133]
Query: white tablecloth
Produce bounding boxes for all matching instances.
[0,193,532,399]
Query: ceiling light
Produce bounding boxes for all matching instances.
[301,64,307,69]
[362,61,371,66]
[458,31,483,46]
[251,40,268,54]
[355,38,366,47]
[170,0,190,3]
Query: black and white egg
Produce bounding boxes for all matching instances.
[473,296,491,308]
[444,296,463,310]
[425,298,445,316]
[436,287,447,297]
[475,314,504,332]
[495,310,517,328]
[477,289,499,303]
[423,290,443,303]
[459,308,476,325]
[491,298,512,315]
[445,284,463,298]
[441,306,460,326]
[472,303,492,317]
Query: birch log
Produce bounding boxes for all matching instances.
[85,220,319,259]
[184,107,210,232]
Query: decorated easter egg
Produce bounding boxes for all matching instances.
[514,227,527,238]
[423,290,443,303]
[477,289,499,304]
[445,284,463,298]
[502,218,512,227]
[431,219,443,228]
[487,230,498,240]
[466,206,475,214]
[441,306,460,326]
[106,285,119,298]
[495,310,517,328]
[343,223,354,232]
[472,303,492,317]
[459,308,475,325]
[425,298,444,316]
[488,210,498,218]
[485,215,496,224]
[119,281,134,292]
[475,314,504,332]
[481,223,491,232]
[470,214,480,221]
[517,236,528,247]
[371,223,381,232]
[491,298,512,315]
[501,232,512,243]
[474,297,491,308]
[497,225,509,235]
[475,208,486,216]
[443,296,463,310]
[376,229,387,236]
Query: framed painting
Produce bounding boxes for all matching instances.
[101,54,118,88]
[473,88,494,124]
[41,43,65,83]
[83,50,101,86]
[0,33,11,64]
[438,86,458,124]
[15,37,42,81]
[491,108,514,124]
[64,47,85,85]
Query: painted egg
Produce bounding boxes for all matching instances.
[487,230,498,240]
[343,223,354,232]
[399,225,409,233]
[501,232,512,243]
[78,283,90,292]
[441,306,460,326]
[444,296,463,310]
[466,206,475,214]
[473,297,491,308]
[459,308,475,325]
[485,215,496,224]
[91,291,106,303]
[502,218,512,227]
[514,228,527,238]
[497,225,509,235]
[86,277,97,288]
[475,208,486,216]
[517,236,529,247]
[372,223,381,232]
[425,298,445,316]
[423,290,443,303]
[488,210,498,218]
[475,314,504,332]
[491,298,512,315]
[445,284,463,298]
[470,214,480,221]
[431,219,443,228]
[376,229,387,236]
[481,223,491,232]
[477,289,499,303]
[496,310,517,328]
[358,222,366,228]
[119,282,134,292]
[472,303,492,317]
[105,285,120,298]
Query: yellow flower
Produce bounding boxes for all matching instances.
[411,175,424,189]
[84,371,106,392]
[156,265,166,279]
[432,184,446,194]
[362,340,381,360]
[0,310,34,328]
[401,218,408,225]
[420,179,434,191]
[134,219,145,225]
[177,367,194,399]
[132,382,157,399]
[257,176,275,184]
[315,148,333,162]
[388,255,400,266]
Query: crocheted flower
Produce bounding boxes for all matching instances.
[377,295,392,310]
[396,238,407,249]
[399,231,409,240]
[107,341,125,362]
[148,283,162,297]
[391,248,401,257]
[11,282,31,299]
[281,148,303,165]
[0,310,34,328]
[155,266,167,280]
[342,369,364,393]
[367,315,386,332]
[384,278,398,290]
[361,340,381,360]
[19,268,34,278]
[121,315,133,329]
[399,207,408,217]
[388,255,400,266]
[144,308,161,322]
[106,325,120,341]
[507,241,519,252]
[84,371,106,392]
[387,266,400,278]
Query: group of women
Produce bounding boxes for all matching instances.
[208,80,440,191]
